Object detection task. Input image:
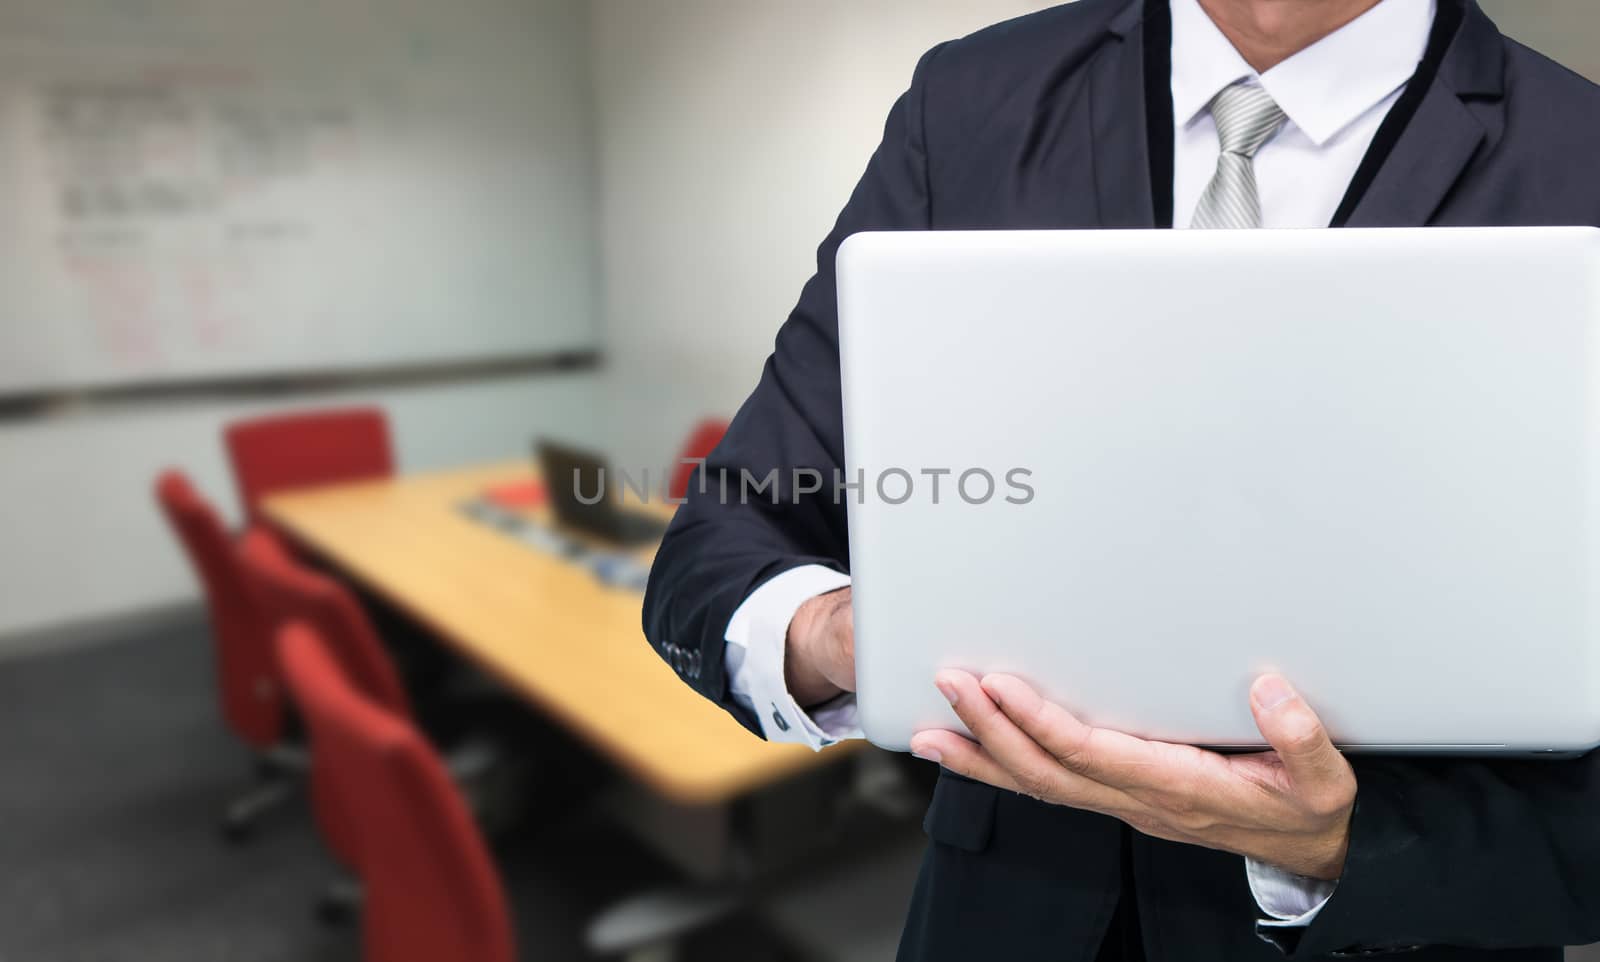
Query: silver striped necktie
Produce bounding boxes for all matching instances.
[1189,82,1287,230]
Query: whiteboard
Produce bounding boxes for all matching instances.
[0,0,597,393]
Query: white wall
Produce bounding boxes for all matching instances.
[1480,0,1600,80]
[0,373,601,648]
[589,0,1055,470]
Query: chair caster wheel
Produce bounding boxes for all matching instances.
[220,815,255,844]
[316,878,363,926]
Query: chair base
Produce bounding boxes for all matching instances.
[585,887,741,960]
[220,777,296,842]
[220,743,308,843]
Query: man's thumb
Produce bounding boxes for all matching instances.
[1250,674,1347,790]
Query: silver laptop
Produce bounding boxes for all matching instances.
[837,227,1600,755]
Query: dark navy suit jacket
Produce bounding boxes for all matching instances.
[644,1,1600,958]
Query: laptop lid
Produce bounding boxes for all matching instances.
[536,439,619,535]
[837,227,1600,754]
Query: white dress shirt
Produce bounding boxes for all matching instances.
[723,0,1436,931]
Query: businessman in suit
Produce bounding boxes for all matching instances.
[643,0,1600,959]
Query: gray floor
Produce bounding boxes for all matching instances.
[0,621,794,962]
[0,621,354,962]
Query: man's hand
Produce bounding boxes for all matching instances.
[784,587,855,707]
[909,672,1357,881]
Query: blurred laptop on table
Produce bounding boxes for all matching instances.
[536,439,670,547]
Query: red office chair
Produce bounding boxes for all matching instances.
[237,528,411,717]
[667,418,729,502]
[277,622,516,962]
[225,407,395,526]
[237,527,413,868]
[153,470,303,839]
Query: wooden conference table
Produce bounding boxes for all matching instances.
[262,459,852,807]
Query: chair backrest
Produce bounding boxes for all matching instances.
[668,418,730,502]
[236,528,412,720]
[154,470,284,748]
[277,623,515,962]
[225,407,394,525]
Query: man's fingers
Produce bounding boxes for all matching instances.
[934,670,1127,810]
[908,730,1021,793]
[1250,674,1352,800]
[936,670,1058,783]
[980,673,1170,789]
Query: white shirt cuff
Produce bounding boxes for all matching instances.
[724,565,861,749]
[1246,858,1338,928]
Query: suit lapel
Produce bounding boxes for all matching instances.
[1090,0,1158,229]
[1345,1,1506,227]
[1001,0,1153,230]
[1343,87,1485,227]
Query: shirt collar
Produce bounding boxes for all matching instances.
[1170,0,1437,147]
